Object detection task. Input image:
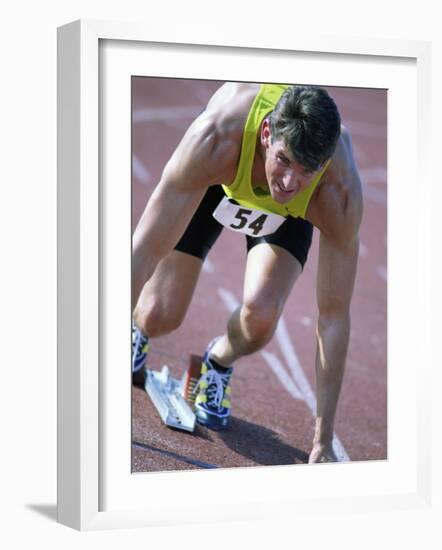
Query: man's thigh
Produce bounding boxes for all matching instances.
[243,216,313,310]
[243,242,303,313]
[135,249,203,325]
[246,215,313,270]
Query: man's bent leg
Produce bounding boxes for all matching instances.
[132,250,203,386]
[132,186,223,386]
[209,242,303,366]
[133,249,204,339]
[193,243,303,429]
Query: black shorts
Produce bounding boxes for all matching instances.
[174,185,313,268]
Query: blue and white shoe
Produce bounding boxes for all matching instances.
[194,342,233,430]
[132,321,149,387]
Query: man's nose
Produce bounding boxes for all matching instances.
[283,171,297,191]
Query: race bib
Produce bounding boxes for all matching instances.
[212,196,286,237]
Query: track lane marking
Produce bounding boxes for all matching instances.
[358,167,388,207]
[202,257,215,273]
[132,154,152,185]
[133,106,201,123]
[275,317,317,409]
[132,441,219,469]
[359,242,368,259]
[261,350,304,400]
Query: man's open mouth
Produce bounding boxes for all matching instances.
[276,181,295,194]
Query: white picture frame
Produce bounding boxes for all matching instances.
[57,19,433,531]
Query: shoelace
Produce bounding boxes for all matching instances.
[194,367,230,408]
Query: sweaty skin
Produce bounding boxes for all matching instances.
[132,82,363,463]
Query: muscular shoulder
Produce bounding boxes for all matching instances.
[307,125,363,247]
[163,83,259,189]
[206,82,259,129]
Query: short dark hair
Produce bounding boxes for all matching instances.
[268,85,341,171]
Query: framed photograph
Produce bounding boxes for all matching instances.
[57,19,432,530]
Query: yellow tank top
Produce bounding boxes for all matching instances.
[222,84,328,218]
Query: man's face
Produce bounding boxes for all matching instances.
[261,121,323,204]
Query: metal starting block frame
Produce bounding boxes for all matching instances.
[144,366,196,432]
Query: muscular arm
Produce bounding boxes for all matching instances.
[306,127,363,462]
[132,90,243,309]
[310,232,360,461]
[132,167,206,308]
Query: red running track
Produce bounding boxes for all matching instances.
[131,78,387,472]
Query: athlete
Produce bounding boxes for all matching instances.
[132,83,363,463]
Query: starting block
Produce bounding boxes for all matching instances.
[144,355,202,433]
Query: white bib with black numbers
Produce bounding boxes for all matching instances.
[212,196,286,237]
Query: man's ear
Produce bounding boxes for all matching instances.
[260,118,272,147]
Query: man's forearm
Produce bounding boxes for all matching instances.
[313,313,350,445]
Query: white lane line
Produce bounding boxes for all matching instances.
[217,287,350,462]
[133,106,201,123]
[132,155,152,185]
[359,167,388,207]
[359,242,368,259]
[299,316,313,328]
[376,265,388,282]
[261,350,304,400]
[274,317,316,412]
[202,257,215,273]
[217,287,240,313]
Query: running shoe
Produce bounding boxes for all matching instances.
[193,343,233,430]
[132,321,149,387]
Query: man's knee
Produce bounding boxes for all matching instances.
[133,295,184,338]
[241,299,281,346]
